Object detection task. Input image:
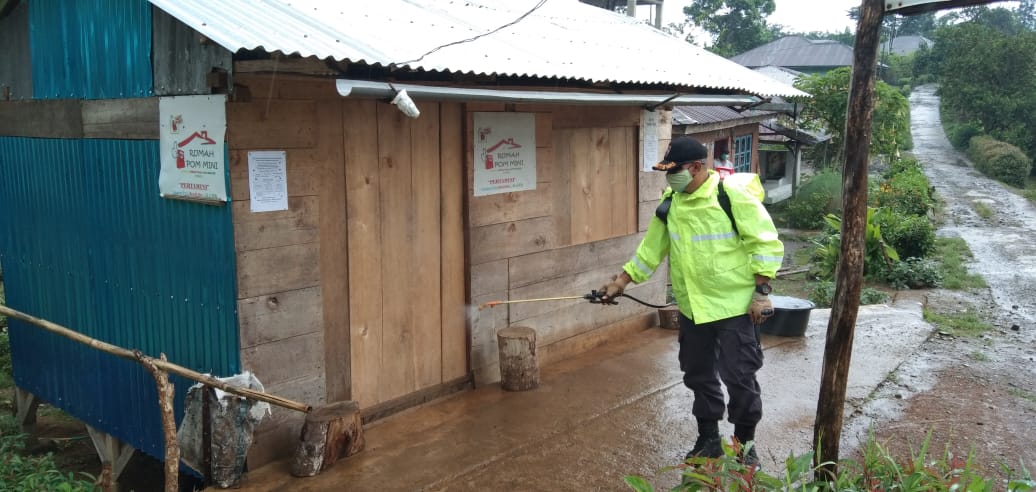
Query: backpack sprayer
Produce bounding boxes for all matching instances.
[477,290,673,311]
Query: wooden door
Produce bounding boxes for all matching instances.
[344,99,466,408]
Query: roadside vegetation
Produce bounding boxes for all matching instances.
[625,435,1035,491]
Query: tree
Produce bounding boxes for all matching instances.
[682,0,778,57]
[795,67,911,162]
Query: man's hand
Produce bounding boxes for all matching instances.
[748,291,773,325]
[598,273,630,304]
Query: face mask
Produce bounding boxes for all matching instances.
[666,169,692,193]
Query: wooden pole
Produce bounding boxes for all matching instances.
[0,304,311,414]
[812,0,884,478]
[135,351,178,492]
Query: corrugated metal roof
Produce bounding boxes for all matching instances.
[731,36,853,69]
[147,0,807,98]
[671,106,772,126]
[885,35,932,56]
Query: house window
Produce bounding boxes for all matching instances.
[733,135,752,173]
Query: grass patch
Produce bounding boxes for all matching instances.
[972,201,994,218]
[969,351,990,362]
[933,237,986,290]
[0,415,97,491]
[923,307,993,337]
[624,433,1035,491]
[1008,387,1036,404]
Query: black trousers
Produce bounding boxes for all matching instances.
[677,312,763,426]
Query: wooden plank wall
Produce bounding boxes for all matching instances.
[345,99,468,410]
[468,105,671,384]
[228,74,347,467]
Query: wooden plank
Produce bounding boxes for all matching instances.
[227,100,316,150]
[228,148,322,201]
[534,113,552,149]
[552,129,573,247]
[241,331,325,387]
[237,242,320,299]
[344,99,383,408]
[537,313,656,369]
[468,183,553,227]
[411,103,443,390]
[588,127,612,242]
[639,169,668,205]
[439,102,468,382]
[609,126,636,237]
[238,286,323,348]
[469,216,556,266]
[81,98,159,139]
[471,259,507,297]
[0,100,82,138]
[552,106,640,129]
[316,99,351,403]
[507,234,642,289]
[567,128,595,244]
[277,77,343,100]
[359,376,472,425]
[231,195,319,251]
[248,373,327,467]
[377,101,417,403]
[469,290,509,385]
[536,147,553,184]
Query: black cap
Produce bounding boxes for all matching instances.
[652,136,708,173]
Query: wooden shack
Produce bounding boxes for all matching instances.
[0,0,804,478]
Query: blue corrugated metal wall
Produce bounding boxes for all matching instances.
[0,136,240,459]
[29,0,153,99]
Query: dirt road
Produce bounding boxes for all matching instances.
[845,84,1036,479]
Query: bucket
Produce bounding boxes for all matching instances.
[759,295,815,337]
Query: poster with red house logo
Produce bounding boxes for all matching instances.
[473,112,536,197]
[158,95,228,203]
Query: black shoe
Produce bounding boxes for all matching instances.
[739,445,760,468]
[685,434,723,460]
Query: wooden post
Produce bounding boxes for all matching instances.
[812,0,884,478]
[497,326,540,391]
[291,401,365,477]
[135,351,178,492]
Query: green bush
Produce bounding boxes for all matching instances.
[874,167,934,217]
[785,170,843,229]
[884,257,943,290]
[809,281,891,308]
[948,120,983,150]
[882,155,924,180]
[879,214,936,259]
[967,135,1033,188]
[810,208,899,281]
[0,415,98,491]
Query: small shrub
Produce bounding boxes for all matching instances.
[948,120,983,150]
[809,281,890,308]
[874,167,934,217]
[786,192,832,229]
[967,135,1033,188]
[0,415,98,491]
[884,257,943,290]
[810,208,899,281]
[882,155,924,180]
[880,214,936,259]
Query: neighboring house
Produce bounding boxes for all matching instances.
[0,0,804,485]
[671,105,826,204]
[732,36,854,74]
[752,65,805,88]
[884,35,933,56]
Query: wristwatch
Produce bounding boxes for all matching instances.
[755,283,772,295]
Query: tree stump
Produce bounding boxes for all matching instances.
[290,401,365,477]
[497,326,540,391]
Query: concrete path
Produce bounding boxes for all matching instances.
[237,290,932,492]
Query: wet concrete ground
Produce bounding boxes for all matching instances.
[237,293,932,491]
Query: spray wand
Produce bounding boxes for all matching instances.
[477,290,672,311]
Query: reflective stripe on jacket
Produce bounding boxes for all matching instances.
[623,171,784,323]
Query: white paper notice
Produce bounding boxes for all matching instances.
[248,151,288,212]
[642,110,659,171]
[473,112,537,197]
